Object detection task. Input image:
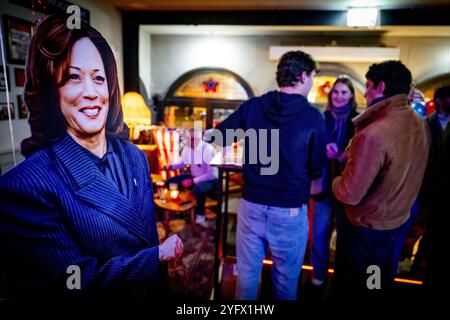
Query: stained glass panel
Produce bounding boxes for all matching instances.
[174,72,249,100]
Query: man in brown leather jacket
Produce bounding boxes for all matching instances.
[331,60,430,300]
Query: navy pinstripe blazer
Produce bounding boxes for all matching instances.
[0,135,161,298]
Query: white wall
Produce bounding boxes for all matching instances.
[150,35,280,97]
[138,27,154,122]
[139,28,151,97]
[72,0,123,90]
[149,34,386,97]
[0,0,122,173]
[384,36,450,84]
[149,33,450,99]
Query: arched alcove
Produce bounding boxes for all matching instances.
[159,67,254,129]
[416,73,450,100]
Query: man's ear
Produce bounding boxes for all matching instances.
[296,71,307,84]
[376,81,386,95]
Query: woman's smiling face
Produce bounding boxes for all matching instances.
[331,82,353,109]
[58,37,109,139]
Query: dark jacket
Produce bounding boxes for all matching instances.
[322,109,359,192]
[215,90,326,208]
[333,94,430,230]
[426,112,445,157]
[0,135,161,298]
[421,112,446,201]
[428,124,450,291]
[324,109,359,153]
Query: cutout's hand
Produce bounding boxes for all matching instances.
[159,234,184,262]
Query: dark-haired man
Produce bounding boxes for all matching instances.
[412,85,450,285]
[332,60,430,299]
[211,51,326,300]
[427,85,450,162]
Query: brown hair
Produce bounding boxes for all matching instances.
[325,75,357,111]
[21,14,128,157]
[276,51,318,88]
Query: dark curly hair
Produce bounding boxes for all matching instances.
[276,51,318,88]
[365,60,412,97]
[21,14,128,157]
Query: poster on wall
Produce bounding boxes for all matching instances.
[17,95,29,119]
[9,0,90,23]
[14,68,26,87]
[0,66,10,91]
[0,103,15,120]
[2,15,34,65]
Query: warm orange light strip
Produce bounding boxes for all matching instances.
[261,260,422,285]
[393,278,423,285]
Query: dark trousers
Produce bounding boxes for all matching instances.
[333,208,415,300]
[166,174,218,216]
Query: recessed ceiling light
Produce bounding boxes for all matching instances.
[347,7,380,27]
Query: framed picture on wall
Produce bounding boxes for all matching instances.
[0,66,10,91]
[3,15,33,65]
[10,0,90,23]
[17,95,29,119]
[0,103,15,121]
[14,68,26,87]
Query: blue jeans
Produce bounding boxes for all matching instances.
[236,199,309,300]
[311,195,332,281]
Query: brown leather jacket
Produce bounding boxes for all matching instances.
[332,94,430,230]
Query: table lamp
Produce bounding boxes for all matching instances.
[122,91,151,140]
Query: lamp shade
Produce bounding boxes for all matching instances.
[121,91,151,126]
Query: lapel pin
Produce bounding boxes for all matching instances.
[133,178,137,186]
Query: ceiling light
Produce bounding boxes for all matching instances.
[347,7,380,27]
